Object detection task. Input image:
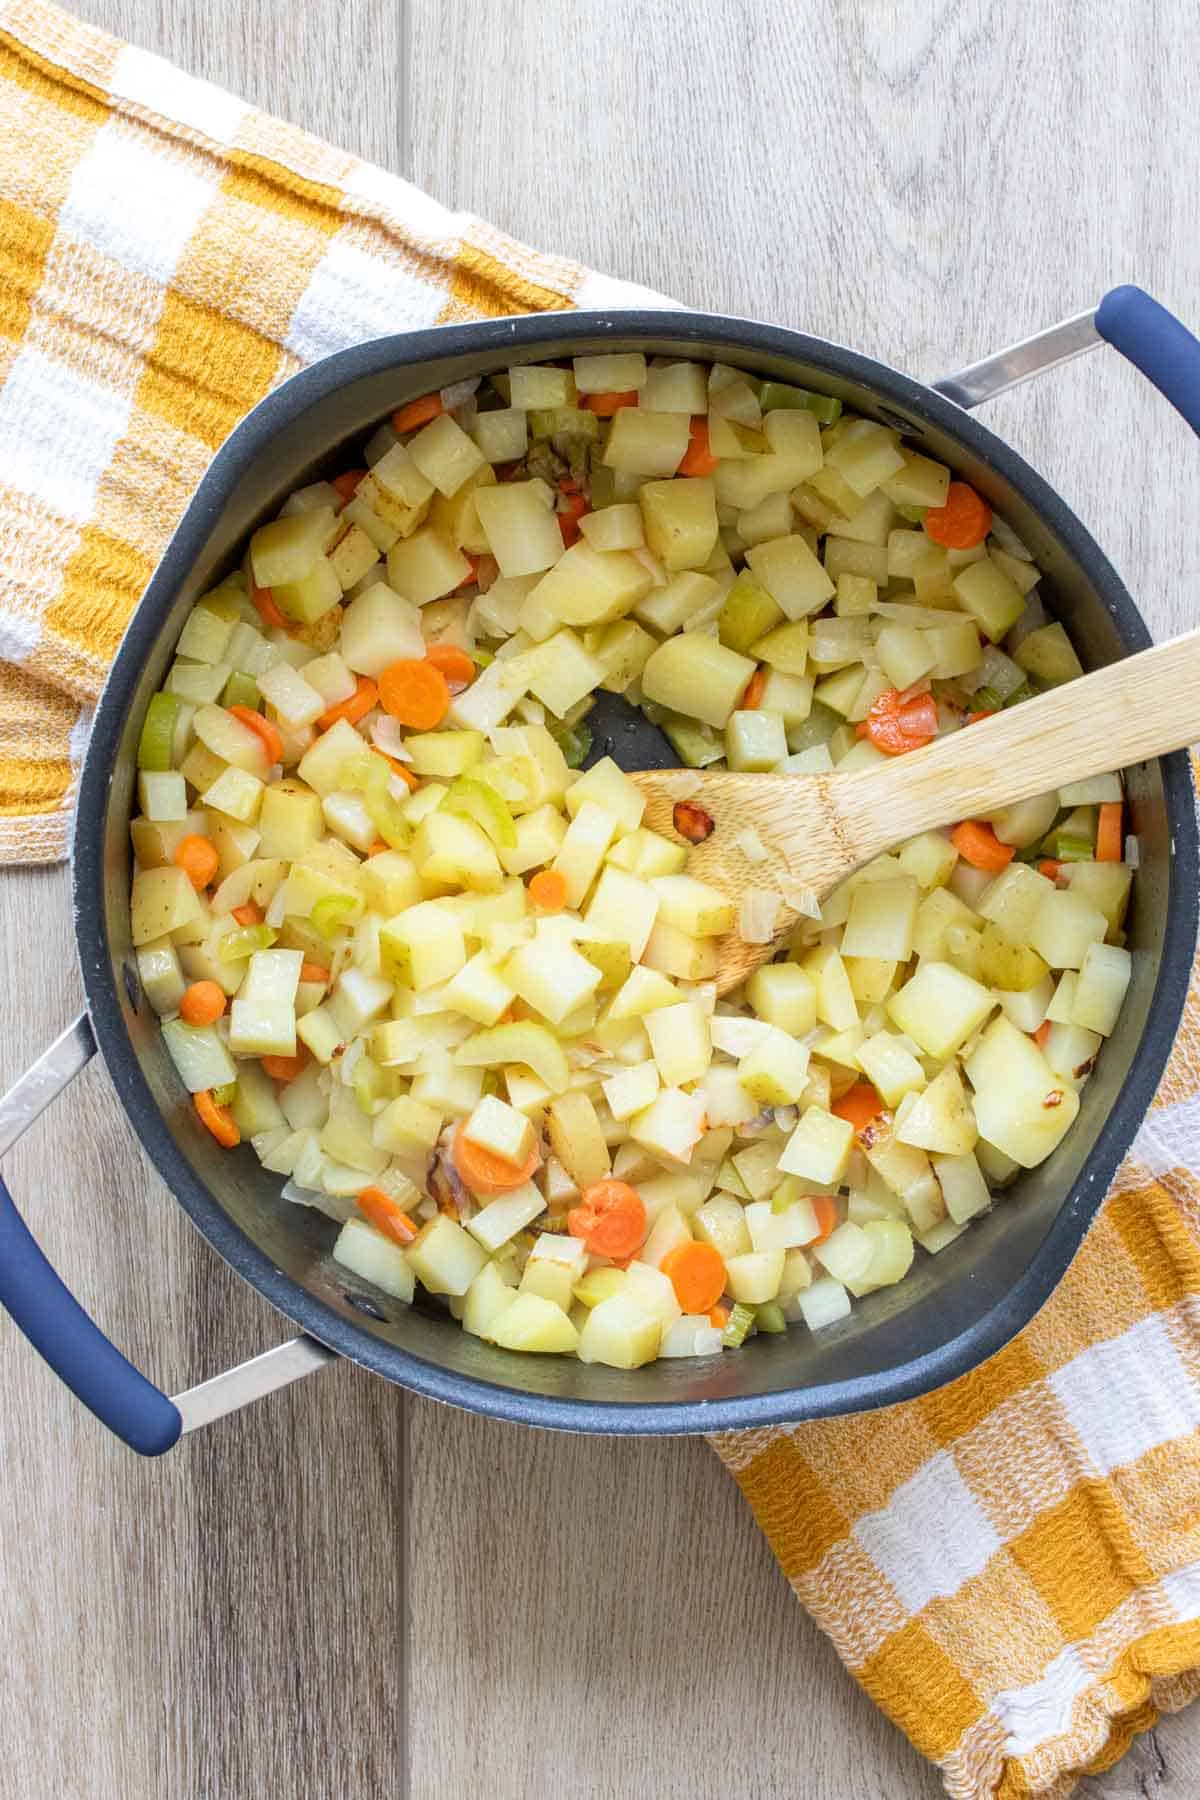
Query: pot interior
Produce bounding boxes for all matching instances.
[79,315,1196,1431]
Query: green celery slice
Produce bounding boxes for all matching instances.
[721,1302,757,1348]
[137,692,181,772]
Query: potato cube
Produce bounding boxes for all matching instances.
[474,481,564,577]
[745,1193,822,1253]
[583,866,660,961]
[840,875,920,962]
[576,1292,661,1368]
[257,662,325,728]
[803,946,859,1032]
[296,717,369,797]
[406,412,485,497]
[932,1151,991,1225]
[856,1031,926,1108]
[565,756,646,833]
[407,1214,488,1296]
[578,502,645,553]
[887,961,994,1060]
[131,865,208,946]
[360,850,422,916]
[602,1060,661,1121]
[897,831,958,892]
[547,1089,611,1188]
[638,477,718,571]
[372,1095,444,1153]
[964,1015,1080,1168]
[1029,888,1107,971]
[952,556,1026,642]
[1071,941,1132,1036]
[640,632,756,729]
[527,542,654,627]
[572,351,647,392]
[976,863,1056,945]
[746,962,817,1036]
[379,901,466,990]
[386,529,471,605]
[894,1066,977,1156]
[550,798,619,908]
[462,1094,535,1166]
[412,808,503,893]
[603,408,689,477]
[650,873,735,937]
[725,1249,785,1304]
[250,508,333,588]
[691,1194,752,1261]
[644,1001,711,1087]
[333,1220,415,1303]
[629,1086,707,1165]
[778,1106,855,1185]
[725,708,787,771]
[736,1028,810,1107]
[465,1185,547,1256]
[506,937,601,1024]
[410,1053,484,1116]
[340,580,424,675]
[746,534,835,620]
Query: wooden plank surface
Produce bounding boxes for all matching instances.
[1,1,1199,1797]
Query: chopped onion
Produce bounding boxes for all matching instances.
[281,1181,356,1224]
[777,877,822,920]
[772,1105,799,1133]
[440,376,480,410]
[734,826,769,864]
[670,769,705,801]
[738,888,783,943]
[370,715,413,761]
[1125,835,1140,869]
[988,515,1035,561]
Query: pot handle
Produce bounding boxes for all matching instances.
[0,1016,334,1455]
[934,284,1200,432]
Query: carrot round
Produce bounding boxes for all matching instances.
[261,1049,309,1083]
[583,390,638,417]
[392,393,444,434]
[358,1185,419,1246]
[557,490,589,547]
[179,980,226,1026]
[173,833,219,889]
[661,1241,726,1314]
[831,1081,884,1136]
[251,583,288,631]
[810,1194,838,1245]
[1096,801,1123,863]
[859,687,938,756]
[527,868,567,912]
[331,469,367,503]
[228,704,284,765]
[194,1088,239,1148]
[376,751,420,790]
[451,1126,541,1197]
[377,659,450,730]
[949,819,1015,873]
[741,667,766,709]
[1032,1020,1052,1050]
[678,417,718,478]
[709,1304,730,1330]
[568,1179,647,1260]
[231,900,263,926]
[1038,858,1064,883]
[299,961,331,984]
[923,482,992,550]
[424,643,476,687]
[316,674,378,731]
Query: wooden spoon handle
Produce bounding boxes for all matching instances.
[831,628,1200,861]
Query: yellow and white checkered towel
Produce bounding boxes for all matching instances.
[3,4,1200,1794]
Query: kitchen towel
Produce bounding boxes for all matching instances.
[2,5,1199,1796]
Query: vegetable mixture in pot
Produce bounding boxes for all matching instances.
[128,355,1134,1367]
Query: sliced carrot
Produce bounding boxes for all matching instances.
[424,643,476,687]
[1032,1021,1052,1050]
[949,819,1015,873]
[859,687,938,755]
[377,659,450,730]
[179,980,226,1026]
[810,1194,838,1245]
[583,390,639,417]
[661,1241,727,1314]
[194,1088,239,1148]
[316,674,378,731]
[251,583,288,631]
[558,490,589,547]
[558,476,582,496]
[231,901,263,926]
[451,1125,541,1197]
[299,961,331,984]
[527,868,568,912]
[261,1049,309,1083]
[392,392,444,434]
[741,667,766,709]
[229,704,284,765]
[1039,858,1063,883]
[357,1185,419,1246]
[331,469,367,504]
[831,1081,885,1136]
[567,1179,647,1260]
[923,481,992,550]
[368,840,391,855]
[965,710,995,726]
[377,752,420,790]
[173,833,219,889]
[678,416,718,478]
[1096,801,1123,863]
[709,1304,730,1330]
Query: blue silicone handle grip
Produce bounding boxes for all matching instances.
[0,1172,181,1455]
[1095,286,1200,436]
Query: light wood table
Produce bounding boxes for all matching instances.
[4,2,1200,1795]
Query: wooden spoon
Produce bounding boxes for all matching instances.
[630,629,1200,994]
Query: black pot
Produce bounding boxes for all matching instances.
[2,287,1197,1453]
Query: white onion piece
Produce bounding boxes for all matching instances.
[777,877,822,920]
[738,888,783,943]
[988,515,1035,560]
[369,714,413,760]
[440,376,481,410]
[670,770,704,800]
[734,826,769,864]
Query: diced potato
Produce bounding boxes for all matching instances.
[460,1261,519,1337]
[856,1031,926,1107]
[1029,888,1107,971]
[778,1106,855,1184]
[405,411,485,497]
[474,482,564,577]
[897,832,958,892]
[840,876,920,962]
[386,529,471,605]
[725,708,787,771]
[1063,860,1133,936]
[803,946,859,1032]
[603,1060,661,1121]
[576,1292,661,1368]
[645,1000,711,1087]
[894,1066,977,1156]
[639,478,718,571]
[887,961,994,1059]
[379,901,466,990]
[964,1015,1080,1168]
[603,408,689,477]
[579,502,645,552]
[340,581,423,675]
[976,862,1056,945]
[250,508,334,588]
[746,962,817,1036]
[640,632,756,729]
[641,361,708,413]
[527,542,654,627]
[131,865,207,946]
[692,1193,752,1261]
[629,1086,707,1165]
[1014,622,1085,686]
[738,1027,810,1105]
[813,1222,874,1286]
[372,1094,443,1153]
[161,1017,237,1092]
[746,534,835,620]
[413,809,503,893]
[796,1276,852,1331]
[406,1214,487,1296]
[333,1219,415,1302]
[1071,941,1132,1036]
[491,1293,580,1355]
[257,662,325,729]
[461,1094,535,1166]
[1043,1021,1103,1085]
[650,873,735,937]
[518,628,607,718]
[725,1249,785,1304]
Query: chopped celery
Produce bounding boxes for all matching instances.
[311,894,359,939]
[968,684,1003,714]
[340,751,409,847]
[446,776,517,848]
[758,381,842,424]
[1043,831,1093,862]
[755,1301,787,1334]
[219,923,278,960]
[894,502,928,524]
[549,718,592,769]
[210,1081,237,1108]
[473,647,495,668]
[137,692,181,772]
[223,671,261,711]
[529,406,600,442]
[721,1302,757,1348]
[1003,680,1037,708]
[340,750,390,797]
[366,787,410,849]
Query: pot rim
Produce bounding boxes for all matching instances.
[72,309,1200,1434]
